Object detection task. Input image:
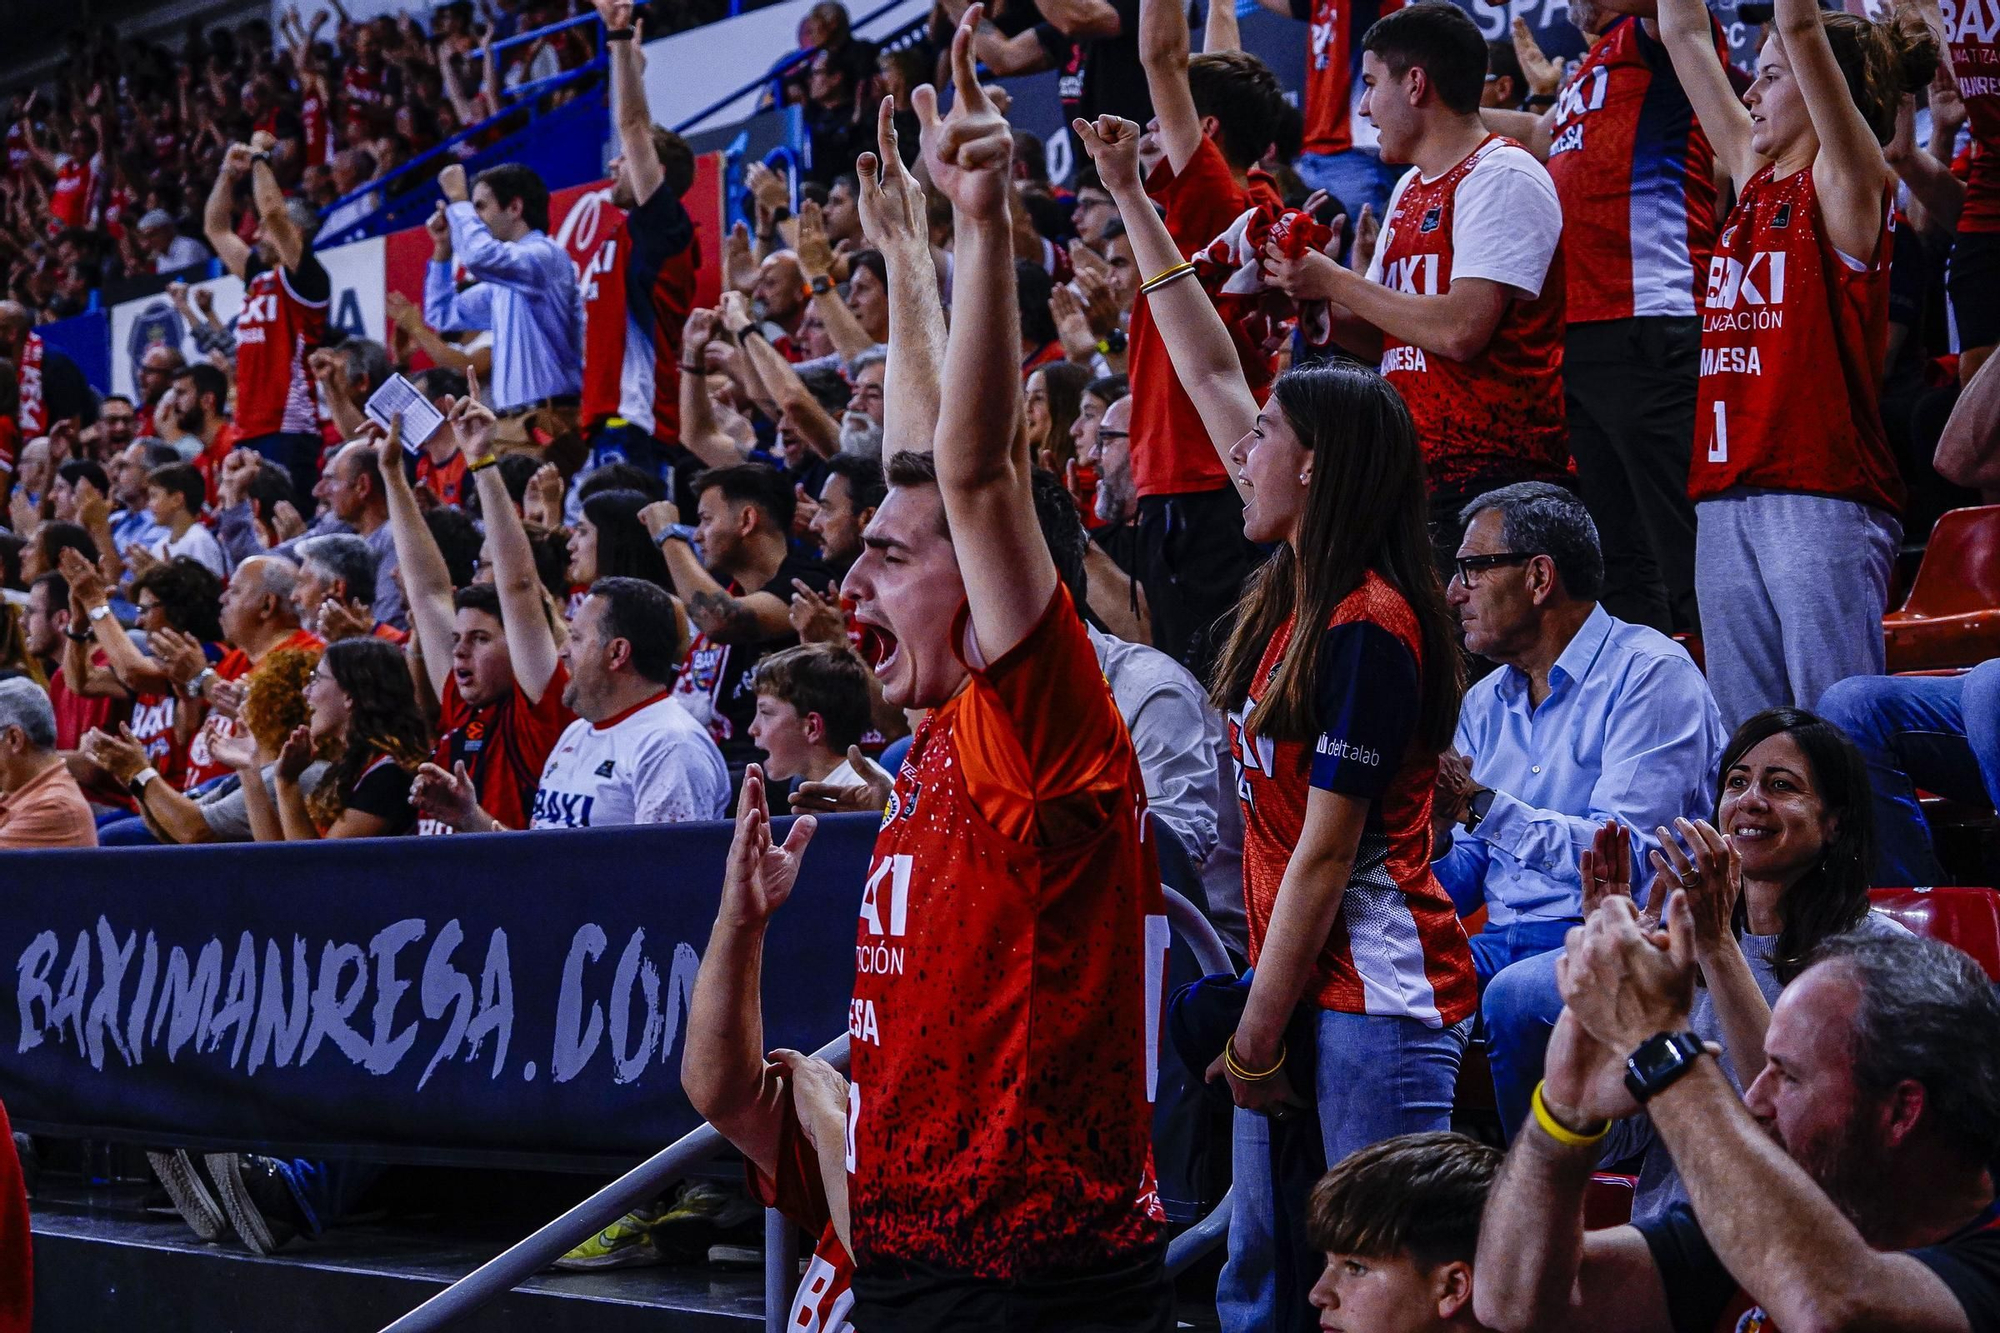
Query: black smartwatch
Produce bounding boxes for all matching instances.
[1624,1031,1705,1104]
[1462,787,1496,832]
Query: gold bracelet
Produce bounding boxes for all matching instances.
[1224,1034,1286,1083]
[1139,261,1197,295]
[1531,1080,1610,1147]
[468,454,499,473]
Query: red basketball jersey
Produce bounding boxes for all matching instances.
[1228,575,1477,1025]
[1299,0,1404,156]
[1546,17,1721,323]
[847,590,1168,1281]
[1373,137,1568,497]
[1690,167,1901,514]
[49,156,95,232]
[301,91,333,169]
[233,262,329,438]
[1943,0,2000,232]
[579,187,700,438]
[128,689,196,792]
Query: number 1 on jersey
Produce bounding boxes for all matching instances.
[1708,400,1728,463]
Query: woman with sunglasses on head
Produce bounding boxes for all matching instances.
[1655,0,1938,728]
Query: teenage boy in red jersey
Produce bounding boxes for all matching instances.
[1483,0,1725,635]
[203,136,329,499]
[1264,1,1568,570]
[836,15,1171,1326]
[1126,0,1284,674]
[578,0,703,485]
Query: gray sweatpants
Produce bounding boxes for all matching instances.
[1695,489,1900,731]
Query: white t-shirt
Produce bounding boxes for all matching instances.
[531,693,729,829]
[153,523,227,577]
[1367,143,1562,300]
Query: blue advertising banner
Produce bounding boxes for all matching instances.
[0,816,877,1170]
[35,311,110,401]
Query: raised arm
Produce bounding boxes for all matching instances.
[794,202,877,361]
[437,163,549,288]
[373,416,458,700]
[640,500,795,643]
[683,768,820,1178]
[204,144,256,278]
[1140,0,1205,174]
[1657,0,1756,187]
[596,0,665,208]
[920,10,1058,659]
[59,549,161,696]
[1078,115,1256,494]
[738,324,843,459]
[247,138,306,271]
[455,374,560,703]
[678,308,756,467]
[857,95,945,465]
[1205,0,1243,53]
[1784,0,1902,258]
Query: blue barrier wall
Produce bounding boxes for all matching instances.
[0,815,876,1170]
[37,311,110,399]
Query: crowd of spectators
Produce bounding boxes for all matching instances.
[0,0,1998,1324]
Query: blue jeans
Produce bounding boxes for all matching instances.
[1293,149,1400,227]
[1817,661,2000,885]
[1482,946,1567,1141]
[96,814,160,845]
[1467,917,1576,988]
[1217,1007,1470,1333]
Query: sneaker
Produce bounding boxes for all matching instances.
[650,1180,761,1265]
[204,1153,311,1256]
[552,1205,666,1272]
[146,1150,227,1243]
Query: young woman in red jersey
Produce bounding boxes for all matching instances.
[1078,113,1478,1333]
[1658,0,1938,728]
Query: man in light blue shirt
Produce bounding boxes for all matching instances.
[1433,482,1727,1136]
[423,161,583,463]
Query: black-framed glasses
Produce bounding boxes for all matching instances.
[1452,552,1541,587]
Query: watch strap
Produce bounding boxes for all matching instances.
[1464,787,1496,832]
[87,603,113,622]
[1624,1030,1706,1104]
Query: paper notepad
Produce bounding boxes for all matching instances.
[363,374,447,453]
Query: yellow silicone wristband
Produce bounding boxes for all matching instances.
[1531,1080,1610,1147]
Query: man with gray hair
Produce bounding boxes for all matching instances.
[1433,480,1726,1138]
[293,533,397,642]
[0,678,97,849]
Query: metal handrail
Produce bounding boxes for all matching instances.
[669,0,920,134]
[376,1033,848,1333]
[376,888,1235,1331]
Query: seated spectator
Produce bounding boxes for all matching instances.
[1306,1132,1500,1332]
[1475,923,2000,1333]
[82,647,325,846]
[0,677,97,849]
[749,643,871,788]
[305,441,405,630]
[143,462,227,577]
[1506,708,1913,1228]
[104,441,177,558]
[1434,482,1725,1137]
[163,363,237,483]
[293,533,401,644]
[1817,661,2000,886]
[48,460,109,526]
[1482,38,1527,110]
[135,209,211,274]
[569,487,672,598]
[383,401,575,834]
[1025,360,1090,475]
[250,638,428,840]
[646,465,831,771]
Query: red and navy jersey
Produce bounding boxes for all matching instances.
[48,154,98,232]
[1943,0,2000,232]
[1372,137,1569,498]
[746,1087,855,1333]
[1546,16,1722,323]
[234,255,330,438]
[341,62,398,138]
[580,184,700,438]
[1691,167,1901,515]
[301,90,333,169]
[424,665,574,834]
[1296,0,1403,156]
[1229,573,1476,1025]
[848,588,1168,1281]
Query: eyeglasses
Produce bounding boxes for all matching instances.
[1095,430,1129,442]
[1452,552,1541,587]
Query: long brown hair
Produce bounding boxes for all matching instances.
[307,637,433,829]
[1820,8,1941,146]
[1207,361,1462,749]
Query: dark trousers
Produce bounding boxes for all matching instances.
[238,430,326,504]
[1135,486,1258,680]
[851,1241,1174,1332]
[1563,317,1701,635]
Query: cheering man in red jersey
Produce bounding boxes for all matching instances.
[836,14,1172,1327]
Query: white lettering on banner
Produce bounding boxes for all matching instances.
[12,915,704,1090]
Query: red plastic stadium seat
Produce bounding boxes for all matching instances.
[1882,506,2000,673]
[1585,1174,1637,1230]
[1868,887,2000,981]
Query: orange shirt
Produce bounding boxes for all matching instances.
[0,761,98,850]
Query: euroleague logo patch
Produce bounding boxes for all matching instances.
[1419,206,1443,234]
[1734,1308,1772,1333]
